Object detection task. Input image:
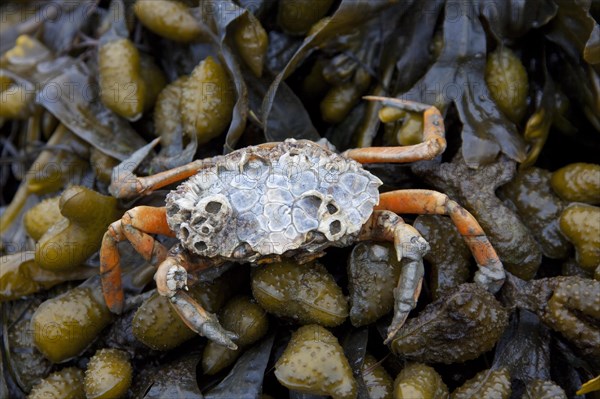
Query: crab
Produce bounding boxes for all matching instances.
[100,97,505,350]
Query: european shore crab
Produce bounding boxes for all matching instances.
[100,97,505,350]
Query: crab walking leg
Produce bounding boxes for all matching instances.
[110,158,216,199]
[359,210,430,344]
[100,206,172,313]
[155,256,239,350]
[109,143,281,199]
[342,96,446,163]
[376,189,506,293]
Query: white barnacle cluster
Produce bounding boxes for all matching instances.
[165,139,382,261]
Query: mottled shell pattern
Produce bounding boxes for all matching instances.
[165,139,382,262]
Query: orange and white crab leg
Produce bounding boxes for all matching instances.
[100,206,173,313]
[343,97,446,163]
[359,210,430,344]
[109,158,216,199]
[109,142,281,199]
[154,255,238,349]
[377,189,506,293]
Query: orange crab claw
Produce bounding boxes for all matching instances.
[99,206,173,313]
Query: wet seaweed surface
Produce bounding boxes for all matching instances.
[1,1,599,398]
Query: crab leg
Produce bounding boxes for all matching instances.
[359,210,430,344]
[100,206,173,313]
[155,255,238,350]
[376,189,506,293]
[110,158,216,199]
[109,142,281,199]
[343,97,446,163]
